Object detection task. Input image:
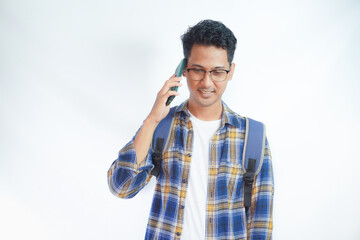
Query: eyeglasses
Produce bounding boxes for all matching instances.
[186,68,230,82]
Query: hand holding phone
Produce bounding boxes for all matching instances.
[166,59,186,106]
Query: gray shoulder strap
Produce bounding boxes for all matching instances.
[152,107,177,153]
[150,107,176,177]
[242,117,266,175]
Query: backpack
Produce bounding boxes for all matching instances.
[149,106,266,211]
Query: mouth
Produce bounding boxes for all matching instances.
[198,88,215,98]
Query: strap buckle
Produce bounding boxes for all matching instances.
[152,152,162,164]
[150,151,162,177]
[244,172,255,186]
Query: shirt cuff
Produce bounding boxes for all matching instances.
[137,146,154,173]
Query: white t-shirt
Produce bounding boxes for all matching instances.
[181,112,221,239]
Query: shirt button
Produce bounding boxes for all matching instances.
[176,232,181,236]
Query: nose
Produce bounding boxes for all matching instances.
[201,71,213,87]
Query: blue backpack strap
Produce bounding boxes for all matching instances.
[150,107,177,177]
[243,117,266,209]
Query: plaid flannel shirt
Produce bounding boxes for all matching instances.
[108,101,274,240]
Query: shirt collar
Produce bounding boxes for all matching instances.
[221,101,242,128]
[175,100,242,128]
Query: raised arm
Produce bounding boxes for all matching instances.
[107,75,182,198]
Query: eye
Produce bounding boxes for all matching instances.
[192,68,203,73]
[212,70,225,76]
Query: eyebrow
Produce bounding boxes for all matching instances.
[190,64,226,69]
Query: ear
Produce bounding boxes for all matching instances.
[228,63,236,81]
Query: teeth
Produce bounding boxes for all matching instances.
[200,90,213,93]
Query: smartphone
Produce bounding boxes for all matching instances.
[166,58,186,106]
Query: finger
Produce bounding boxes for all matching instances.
[166,91,180,97]
[164,79,182,88]
[168,74,183,82]
[159,88,181,98]
[170,81,183,87]
[159,81,183,95]
[158,90,180,100]
[156,91,180,107]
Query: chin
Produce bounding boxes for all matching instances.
[192,96,221,108]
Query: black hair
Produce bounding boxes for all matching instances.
[181,19,237,64]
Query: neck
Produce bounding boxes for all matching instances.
[187,100,223,121]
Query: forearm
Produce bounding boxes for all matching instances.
[134,116,159,166]
[107,137,153,199]
[108,74,182,198]
[107,117,165,198]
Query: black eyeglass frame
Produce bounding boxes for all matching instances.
[186,68,231,82]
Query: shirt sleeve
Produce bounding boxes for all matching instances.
[107,129,155,199]
[247,137,274,239]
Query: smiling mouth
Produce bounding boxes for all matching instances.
[199,89,215,94]
[198,89,215,98]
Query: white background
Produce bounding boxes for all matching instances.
[1,0,359,239]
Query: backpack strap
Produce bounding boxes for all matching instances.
[243,117,266,210]
[150,107,177,177]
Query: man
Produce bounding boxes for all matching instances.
[108,19,274,240]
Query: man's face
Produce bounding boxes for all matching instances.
[184,44,235,111]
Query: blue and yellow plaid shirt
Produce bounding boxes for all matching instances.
[108,101,274,240]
